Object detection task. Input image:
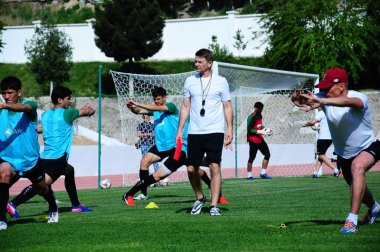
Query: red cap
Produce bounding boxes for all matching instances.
[315,68,348,89]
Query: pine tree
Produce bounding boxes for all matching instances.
[94,0,165,63]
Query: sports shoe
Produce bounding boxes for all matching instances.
[340,220,358,234]
[361,205,380,225]
[260,174,272,179]
[247,177,254,180]
[71,205,92,213]
[209,206,221,216]
[47,211,59,223]
[123,194,135,206]
[159,177,169,187]
[334,169,342,177]
[191,194,206,215]
[362,210,372,225]
[7,202,20,218]
[134,193,148,200]
[218,195,229,204]
[0,221,7,230]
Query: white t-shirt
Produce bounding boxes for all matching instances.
[323,90,376,159]
[183,73,231,134]
[315,110,331,140]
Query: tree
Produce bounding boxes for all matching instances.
[94,0,165,64]
[157,0,187,19]
[233,29,248,56]
[255,0,378,85]
[361,0,380,87]
[208,35,234,62]
[24,22,73,92]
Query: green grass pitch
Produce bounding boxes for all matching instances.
[2,172,380,251]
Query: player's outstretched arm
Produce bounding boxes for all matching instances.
[302,118,319,127]
[79,103,96,117]
[137,103,169,112]
[291,89,312,108]
[126,100,167,114]
[0,101,33,113]
[126,100,149,114]
[317,96,364,109]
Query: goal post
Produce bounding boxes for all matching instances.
[110,62,320,185]
[217,62,320,178]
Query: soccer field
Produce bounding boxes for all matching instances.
[2,173,380,251]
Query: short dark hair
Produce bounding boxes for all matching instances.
[254,102,264,109]
[51,86,72,105]
[151,86,166,98]
[1,76,22,91]
[195,48,214,62]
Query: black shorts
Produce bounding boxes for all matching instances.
[42,153,68,182]
[187,133,224,167]
[365,140,380,161]
[0,158,46,183]
[148,145,174,160]
[248,141,270,162]
[163,150,187,173]
[337,140,380,185]
[148,145,187,172]
[316,139,332,155]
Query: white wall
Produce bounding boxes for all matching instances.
[70,144,317,177]
[0,12,267,63]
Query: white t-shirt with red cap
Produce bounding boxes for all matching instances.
[322,90,376,159]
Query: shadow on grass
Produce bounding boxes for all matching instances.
[175,206,229,214]
[8,218,37,226]
[284,219,343,227]
[149,194,187,199]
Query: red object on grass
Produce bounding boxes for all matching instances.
[174,139,182,161]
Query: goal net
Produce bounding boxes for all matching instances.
[111,62,321,184]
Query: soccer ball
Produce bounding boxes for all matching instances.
[265,127,273,136]
[311,123,320,130]
[100,178,112,189]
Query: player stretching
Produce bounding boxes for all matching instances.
[0,76,57,230]
[7,86,95,219]
[123,87,227,205]
[292,67,380,234]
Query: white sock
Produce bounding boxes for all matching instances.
[247,172,252,178]
[334,168,339,173]
[346,213,358,225]
[260,169,266,175]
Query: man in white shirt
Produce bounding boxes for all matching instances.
[292,67,380,234]
[302,108,340,177]
[176,49,233,216]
